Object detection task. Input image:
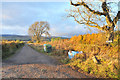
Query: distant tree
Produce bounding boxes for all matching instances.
[28,21,50,42]
[69,0,120,42]
[51,37,61,42]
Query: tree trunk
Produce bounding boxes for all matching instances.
[106,25,114,43]
[31,36,34,42]
[108,32,114,41]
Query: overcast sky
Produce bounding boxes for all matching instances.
[1,1,119,38]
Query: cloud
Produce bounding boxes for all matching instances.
[2,25,29,35]
[49,24,90,37]
[1,2,99,37]
[2,2,70,27]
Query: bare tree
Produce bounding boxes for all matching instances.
[69,0,120,42]
[28,21,50,42]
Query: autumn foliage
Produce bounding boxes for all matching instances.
[29,32,119,78]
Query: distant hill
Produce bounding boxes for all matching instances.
[1,34,31,41]
[2,34,21,37]
[1,34,69,41]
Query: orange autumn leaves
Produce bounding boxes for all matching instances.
[70,33,106,45]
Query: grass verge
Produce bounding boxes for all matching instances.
[2,43,25,60]
[28,44,70,64]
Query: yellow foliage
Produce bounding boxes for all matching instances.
[31,32,119,78]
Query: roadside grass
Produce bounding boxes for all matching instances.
[28,42,119,78]
[27,32,119,78]
[2,40,25,60]
[28,44,70,64]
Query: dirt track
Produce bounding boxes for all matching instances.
[2,45,91,78]
[3,45,59,66]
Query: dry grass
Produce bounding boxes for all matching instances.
[28,32,119,78]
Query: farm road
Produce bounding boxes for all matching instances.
[2,45,58,65]
[2,45,91,78]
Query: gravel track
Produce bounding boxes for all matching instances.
[2,45,91,78]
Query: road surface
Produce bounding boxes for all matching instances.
[2,45,92,78]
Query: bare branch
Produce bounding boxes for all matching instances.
[77,8,101,30]
[102,1,113,26]
[68,14,85,24]
[113,11,120,25]
[69,0,117,42]
[70,0,105,16]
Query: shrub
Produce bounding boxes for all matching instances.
[2,40,24,59]
[16,40,20,43]
[27,41,33,43]
[29,32,119,78]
